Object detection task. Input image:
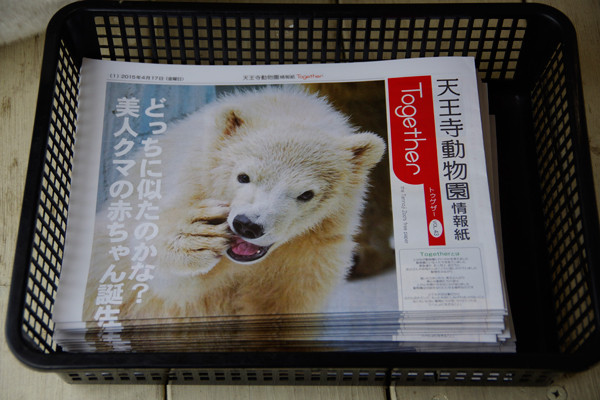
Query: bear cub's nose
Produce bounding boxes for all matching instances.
[232,214,265,239]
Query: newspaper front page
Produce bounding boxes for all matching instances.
[53,57,513,352]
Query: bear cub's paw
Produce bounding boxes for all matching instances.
[166,199,232,273]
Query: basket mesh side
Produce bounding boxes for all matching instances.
[531,44,596,353]
[22,41,79,353]
[92,13,526,80]
[60,367,554,385]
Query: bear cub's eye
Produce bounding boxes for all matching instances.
[237,173,250,183]
[297,190,314,202]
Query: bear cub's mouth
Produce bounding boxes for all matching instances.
[226,235,272,263]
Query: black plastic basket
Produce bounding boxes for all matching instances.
[6,1,600,385]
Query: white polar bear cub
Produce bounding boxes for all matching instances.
[91,86,385,318]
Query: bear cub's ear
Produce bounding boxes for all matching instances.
[344,132,386,171]
[220,109,245,136]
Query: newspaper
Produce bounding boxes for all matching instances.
[53,57,514,352]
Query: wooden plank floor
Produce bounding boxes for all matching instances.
[1,0,599,399]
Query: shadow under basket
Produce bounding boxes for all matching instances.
[6,1,600,385]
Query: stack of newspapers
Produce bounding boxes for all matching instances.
[52,57,515,352]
